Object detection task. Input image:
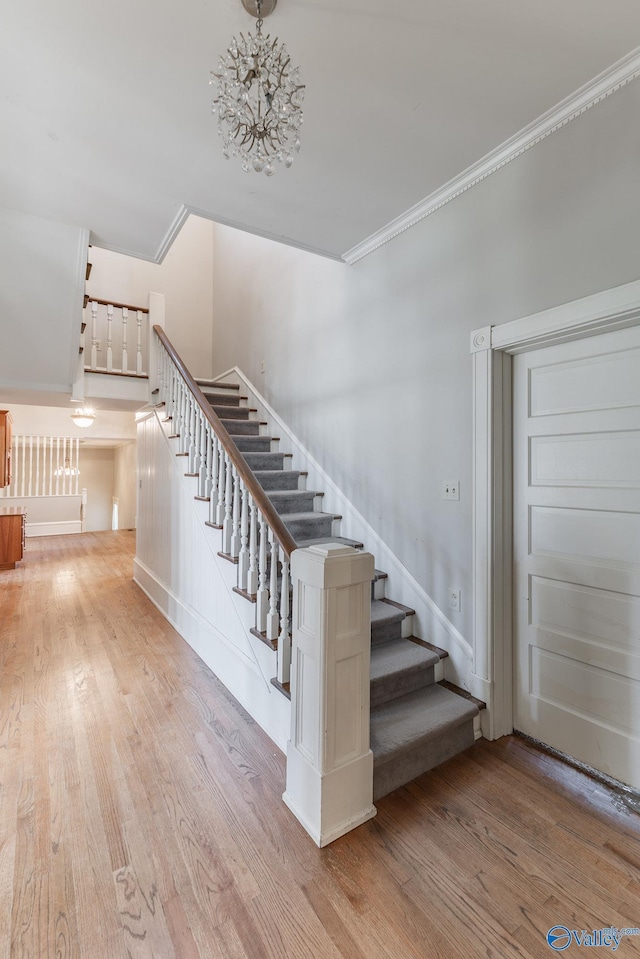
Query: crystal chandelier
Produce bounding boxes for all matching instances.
[211,0,304,175]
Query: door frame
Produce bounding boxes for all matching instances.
[470,278,640,740]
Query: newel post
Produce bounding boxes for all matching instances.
[283,543,376,847]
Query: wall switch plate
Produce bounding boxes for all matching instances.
[448,587,461,612]
[442,480,460,500]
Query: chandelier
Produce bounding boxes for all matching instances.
[210,0,304,175]
[71,408,96,428]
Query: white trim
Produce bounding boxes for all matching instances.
[186,205,345,262]
[344,47,640,266]
[98,203,347,265]
[213,367,474,685]
[26,520,82,537]
[471,277,640,740]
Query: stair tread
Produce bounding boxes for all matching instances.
[196,380,240,390]
[284,510,337,521]
[294,535,365,549]
[370,684,478,763]
[370,598,405,626]
[370,640,439,683]
[267,489,319,500]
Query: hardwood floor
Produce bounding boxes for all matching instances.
[1,531,639,958]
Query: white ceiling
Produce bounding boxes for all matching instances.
[3,0,640,261]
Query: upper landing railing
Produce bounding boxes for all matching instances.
[154,326,297,684]
[83,296,149,377]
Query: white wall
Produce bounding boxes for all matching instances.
[79,448,114,532]
[114,442,137,529]
[210,77,640,659]
[0,208,86,394]
[88,215,215,380]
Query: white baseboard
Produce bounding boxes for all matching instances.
[26,521,83,537]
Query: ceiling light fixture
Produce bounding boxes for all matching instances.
[71,408,96,429]
[210,0,304,175]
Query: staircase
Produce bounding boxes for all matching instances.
[193,377,480,801]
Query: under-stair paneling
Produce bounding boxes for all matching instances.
[135,412,290,750]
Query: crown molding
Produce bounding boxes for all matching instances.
[343,45,640,266]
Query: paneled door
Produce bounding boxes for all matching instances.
[513,324,640,788]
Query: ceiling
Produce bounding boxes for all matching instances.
[3,0,640,261]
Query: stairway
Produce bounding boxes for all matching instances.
[195,378,480,801]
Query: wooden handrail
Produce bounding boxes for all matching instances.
[154,325,297,558]
[84,295,149,313]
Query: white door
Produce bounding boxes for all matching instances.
[513,324,640,788]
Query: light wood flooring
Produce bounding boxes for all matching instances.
[1,531,639,958]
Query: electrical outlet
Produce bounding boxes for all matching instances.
[448,587,461,612]
[442,479,460,500]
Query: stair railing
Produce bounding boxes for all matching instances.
[154,326,297,685]
[84,296,149,376]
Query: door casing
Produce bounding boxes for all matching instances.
[470,278,640,740]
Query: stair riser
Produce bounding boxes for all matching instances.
[220,420,260,436]
[269,493,317,515]
[243,453,287,471]
[371,619,404,646]
[211,407,252,421]
[255,471,302,491]
[284,515,334,541]
[232,436,273,453]
[203,394,242,407]
[372,720,475,801]
[370,665,435,709]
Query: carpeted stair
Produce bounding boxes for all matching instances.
[199,382,479,800]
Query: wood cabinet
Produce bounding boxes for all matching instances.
[0,410,12,488]
[0,508,26,570]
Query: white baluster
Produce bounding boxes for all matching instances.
[230,469,241,559]
[238,486,249,590]
[188,399,197,473]
[90,301,98,370]
[209,436,220,524]
[248,501,258,596]
[180,389,189,454]
[277,552,291,685]
[106,304,114,372]
[205,430,214,499]
[199,416,208,497]
[121,308,129,372]
[136,311,143,375]
[216,442,226,526]
[266,532,279,643]
[54,437,60,496]
[222,455,233,554]
[256,518,269,631]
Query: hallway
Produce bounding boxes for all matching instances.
[1,532,639,958]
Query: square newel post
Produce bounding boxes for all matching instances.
[283,543,376,847]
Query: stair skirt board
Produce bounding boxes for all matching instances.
[154,376,482,800]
